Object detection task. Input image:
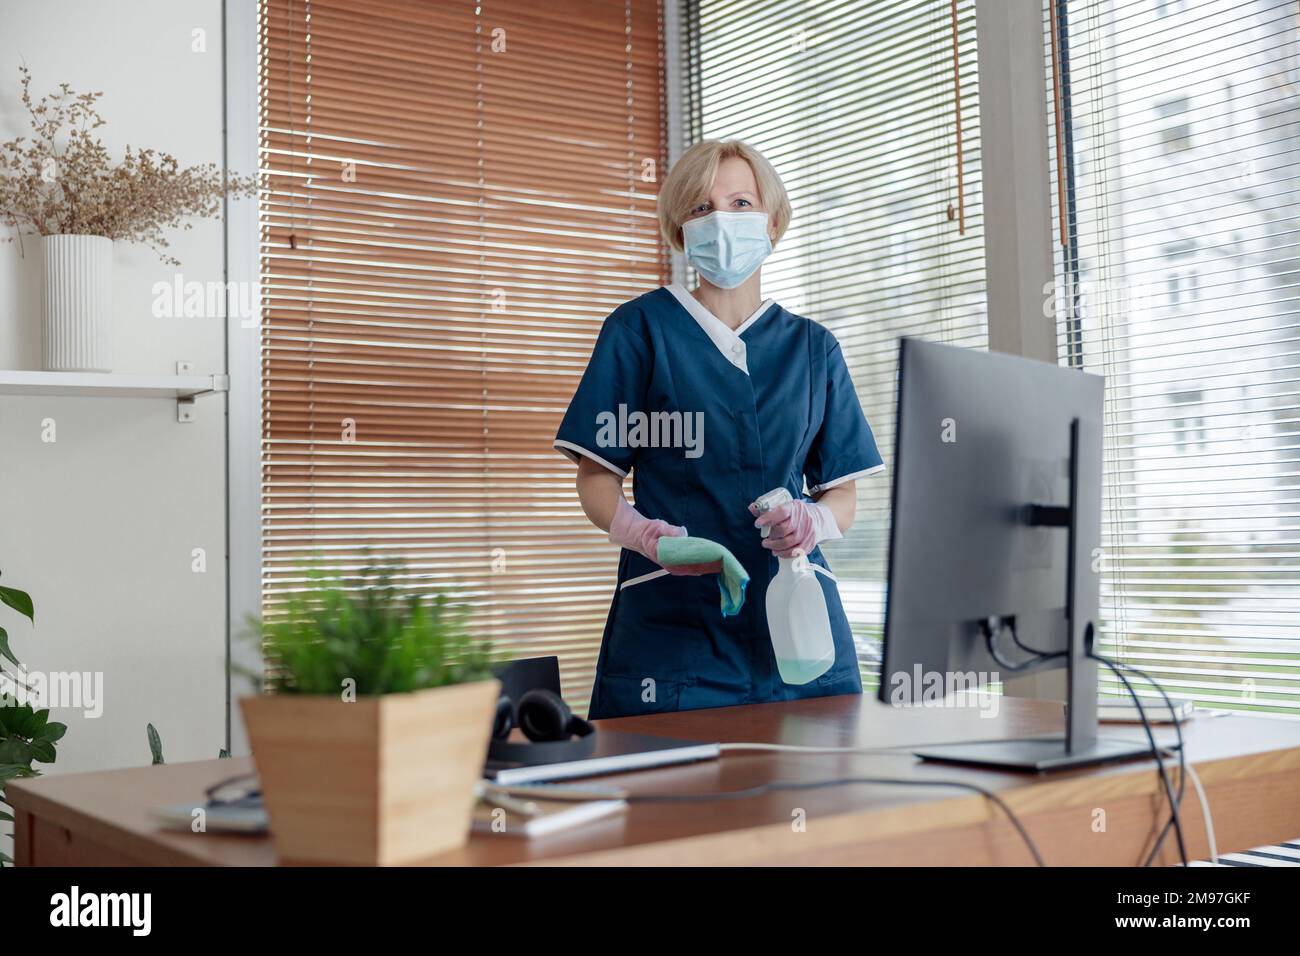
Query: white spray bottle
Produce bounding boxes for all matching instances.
[753,487,836,685]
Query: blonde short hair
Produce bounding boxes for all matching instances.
[657,139,792,253]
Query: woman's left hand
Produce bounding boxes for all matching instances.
[750,499,841,559]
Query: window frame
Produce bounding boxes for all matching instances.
[224,0,263,754]
[222,0,1068,744]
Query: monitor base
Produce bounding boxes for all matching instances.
[914,735,1159,771]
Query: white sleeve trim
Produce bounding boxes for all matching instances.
[553,439,629,479]
[808,463,886,495]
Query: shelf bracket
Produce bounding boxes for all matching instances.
[173,362,228,423]
[176,361,197,423]
[0,366,229,423]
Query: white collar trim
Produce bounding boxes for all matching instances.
[666,283,775,375]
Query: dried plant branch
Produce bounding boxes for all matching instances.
[0,67,257,266]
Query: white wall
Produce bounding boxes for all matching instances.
[0,0,229,771]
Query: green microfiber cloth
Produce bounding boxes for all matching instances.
[656,536,750,617]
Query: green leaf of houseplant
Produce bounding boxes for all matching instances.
[147,723,164,765]
[28,739,55,764]
[0,586,34,624]
[0,625,21,669]
[0,739,32,766]
[15,705,42,739]
[0,704,34,737]
[0,763,35,781]
[27,709,48,736]
[36,721,66,744]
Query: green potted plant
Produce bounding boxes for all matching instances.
[241,565,498,866]
[0,571,65,867]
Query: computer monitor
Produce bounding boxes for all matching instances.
[878,338,1151,770]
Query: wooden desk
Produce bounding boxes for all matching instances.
[9,695,1300,866]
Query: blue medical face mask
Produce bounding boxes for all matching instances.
[681,210,772,289]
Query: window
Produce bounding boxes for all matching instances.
[1162,240,1199,308]
[259,0,668,708]
[1169,390,1208,452]
[1154,95,1193,152]
[682,0,987,688]
[1047,0,1300,715]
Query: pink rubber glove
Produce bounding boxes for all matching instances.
[608,498,719,575]
[750,499,842,559]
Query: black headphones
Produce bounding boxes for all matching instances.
[487,688,597,766]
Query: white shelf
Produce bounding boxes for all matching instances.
[0,370,228,399]
[0,370,228,422]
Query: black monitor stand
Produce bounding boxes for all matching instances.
[912,419,1154,771]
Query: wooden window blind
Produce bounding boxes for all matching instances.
[1045,0,1300,714]
[681,0,987,689]
[259,0,669,708]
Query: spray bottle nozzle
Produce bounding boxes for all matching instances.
[752,487,793,516]
[752,488,793,541]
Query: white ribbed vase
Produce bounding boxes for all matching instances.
[42,234,112,372]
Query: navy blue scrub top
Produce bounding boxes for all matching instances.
[554,284,884,720]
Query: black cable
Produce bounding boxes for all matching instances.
[981,617,1065,672]
[982,618,1038,671]
[983,615,1188,864]
[1088,651,1188,867]
[1009,619,1067,660]
[626,776,1046,867]
[1108,660,1186,869]
[1109,659,1188,867]
[1000,619,1187,864]
[1085,654,1188,865]
[1144,774,1187,867]
[983,620,1187,865]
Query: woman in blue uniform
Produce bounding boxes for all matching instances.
[554,139,884,719]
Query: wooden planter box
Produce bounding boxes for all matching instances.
[240,679,500,866]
